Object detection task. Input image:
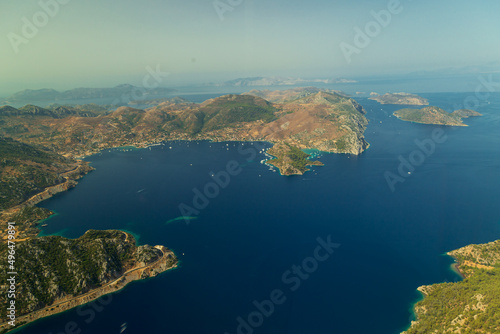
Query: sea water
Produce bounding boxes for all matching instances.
[16,92,500,334]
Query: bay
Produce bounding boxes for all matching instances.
[15,92,500,334]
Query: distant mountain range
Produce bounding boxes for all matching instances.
[3,84,175,103]
[204,76,357,87]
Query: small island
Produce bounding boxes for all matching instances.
[370,93,429,105]
[403,240,500,334]
[394,106,482,126]
[267,142,323,175]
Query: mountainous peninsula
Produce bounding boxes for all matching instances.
[394,107,482,126]
[0,230,177,333]
[403,240,500,334]
[0,88,369,173]
[370,93,429,105]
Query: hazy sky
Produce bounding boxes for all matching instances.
[1,0,499,93]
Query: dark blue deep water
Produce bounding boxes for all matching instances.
[15,93,500,334]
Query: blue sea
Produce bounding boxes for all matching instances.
[14,92,500,334]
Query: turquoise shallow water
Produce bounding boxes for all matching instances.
[15,92,500,334]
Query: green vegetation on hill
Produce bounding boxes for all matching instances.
[129,96,192,106]
[3,85,175,103]
[47,103,111,113]
[0,106,22,115]
[0,137,175,332]
[451,109,483,119]
[0,105,55,118]
[0,206,53,239]
[197,94,277,132]
[285,145,312,171]
[403,240,500,334]
[0,96,194,332]
[370,93,429,105]
[0,137,75,210]
[18,105,56,117]
[267,143,323,175]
